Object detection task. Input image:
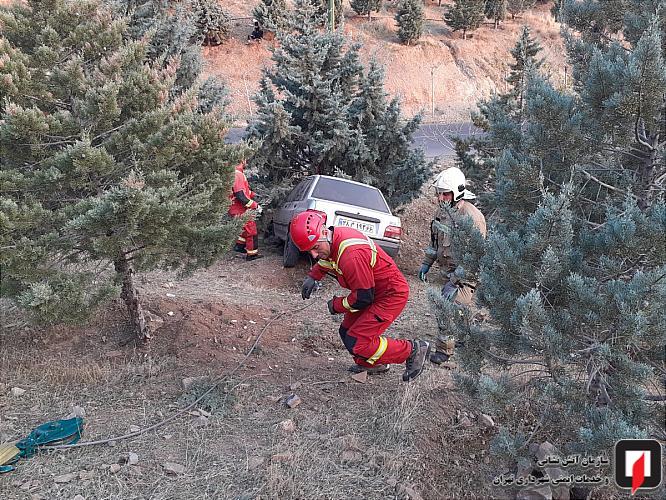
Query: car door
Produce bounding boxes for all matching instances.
[274,177,314,239]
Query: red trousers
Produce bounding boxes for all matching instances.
[236,220,258,256]
[338,290,412,368]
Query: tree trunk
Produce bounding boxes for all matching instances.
[114,255,150,340]
[494,18,499,29]
[635,107,665,211]
[462,29,467,40]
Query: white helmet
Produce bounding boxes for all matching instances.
[433,167,475,202]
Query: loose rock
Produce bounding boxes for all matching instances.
[193,416,209,427]
[78,471,94,480]
[517,484,553,500]
[285,394,301,408]
[53,472,77,483]
[65,406,86,419]
[535,441,558,461]
[351,371,368,383]
[129,425,140,433]
[109,464,121,474]
[459,416,473,428]
[279,419,296,433]
[163,462,186,475]
[11,387,26,397]
[404,485,424,500]
[479,413,495,428]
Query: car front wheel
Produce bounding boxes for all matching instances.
[283,232,300,268]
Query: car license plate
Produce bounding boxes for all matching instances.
[335,216,376,235]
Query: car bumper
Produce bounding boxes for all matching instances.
[372,238,400,258]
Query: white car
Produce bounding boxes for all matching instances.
[271,175,402,267]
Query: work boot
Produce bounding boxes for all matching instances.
[402,340,431,382]
[348,364,391,375]
[429,351,451,365]
[233,243,246,253]
[246,254,263,262]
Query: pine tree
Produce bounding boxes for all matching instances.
[0,0,243,339]
[308,0,343,27]
[506,25,543,112]
[444,0,486,40]
[506,0,535,20]
[485,0,508,29]
[563,0,628,43]
[395,0,425,45]
[550,0,565,22]
[247,1,430,208]
[453,25,544,213]
[113,1,226,104]
[433,0,665,470]
[193,0,231,46]
[253,0,288,32]
[351,0,382,20]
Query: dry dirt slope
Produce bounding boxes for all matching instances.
[209,0,566,123]
[1,172,507,499]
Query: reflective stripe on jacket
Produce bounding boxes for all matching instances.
[308,227,404,314]
[228,163,257,216]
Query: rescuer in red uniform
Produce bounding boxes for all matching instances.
[290,210,431,381]
[229,162,262,261]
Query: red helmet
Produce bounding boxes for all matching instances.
[290,210,327,251]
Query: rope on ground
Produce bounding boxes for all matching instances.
[49,299,319,450]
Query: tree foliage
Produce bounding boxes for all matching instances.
[253,0,288,32]
[193,0,231,46]
[485,0,508,29]
[113,0,228,105]
[247,0,430,208]
[351,0,382,20]
[396,0,425,45]
[444,0,486,40]
[507,0,536,20]
[0,0,243,338]
[436,0,666,472]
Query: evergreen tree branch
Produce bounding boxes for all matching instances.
[482,349,549,366]
[579,168,638,198]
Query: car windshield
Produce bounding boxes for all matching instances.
[311,177,390,213]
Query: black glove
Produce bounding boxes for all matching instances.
[327,298,337,315]
[301,276,318,300]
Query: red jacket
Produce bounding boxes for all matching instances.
[228,162,258,216]
[308,227,408,314]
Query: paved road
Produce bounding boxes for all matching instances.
[226,122,480,159]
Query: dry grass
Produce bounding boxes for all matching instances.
[1,278,487,499]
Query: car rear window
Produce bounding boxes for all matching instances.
[311,177,390,213]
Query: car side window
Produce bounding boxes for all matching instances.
[287,179,312,202]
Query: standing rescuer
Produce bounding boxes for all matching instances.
[291,210,431,382]
[229,161,263,261]
[419,167,487,364]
